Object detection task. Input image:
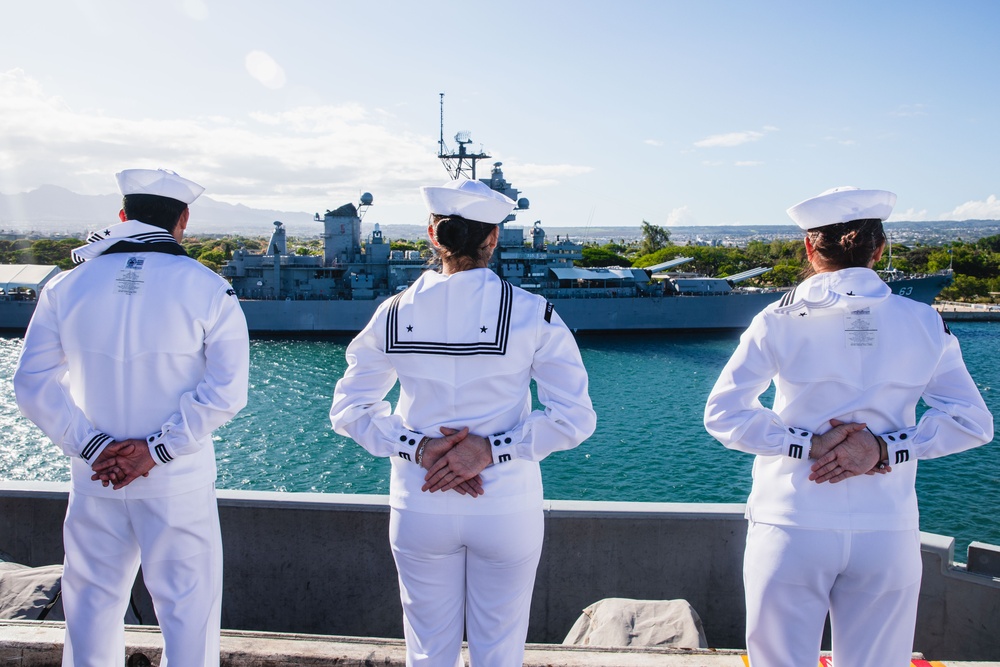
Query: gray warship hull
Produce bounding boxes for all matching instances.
[230,272,951,334]
[0,300,37,332]
[0,267,953,335]
[234,292,784,334]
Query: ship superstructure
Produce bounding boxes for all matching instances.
[215,113,951,333]
[222,197,425,303]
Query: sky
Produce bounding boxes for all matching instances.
[2,0,999,229]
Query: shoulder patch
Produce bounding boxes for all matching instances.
[941,315,951,335]
[544,302,554,323]
[226,288,237,297]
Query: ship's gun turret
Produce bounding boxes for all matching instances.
[722,267,772,287]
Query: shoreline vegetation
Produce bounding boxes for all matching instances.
[3,222,1000,302]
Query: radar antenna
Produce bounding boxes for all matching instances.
[437,92,490,180]
[357,191,374,223]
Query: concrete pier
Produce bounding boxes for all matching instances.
[3,622,998,667]
[2,483,999,662]
[935,301,1000,321]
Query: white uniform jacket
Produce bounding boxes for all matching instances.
[704,267,992,530]
[330,268,596,515]
[14,235,250,499]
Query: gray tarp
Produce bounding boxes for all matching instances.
[563,597,708,649]
[0,561,63,620]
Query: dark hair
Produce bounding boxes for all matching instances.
[803,218,886,276]
[430,214,497,269]
[122,194,188,232]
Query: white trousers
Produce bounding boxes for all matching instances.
[743,521,922,667]
[61,485,223,667]
[389,507,544,667]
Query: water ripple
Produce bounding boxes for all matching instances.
[2,323,998,557]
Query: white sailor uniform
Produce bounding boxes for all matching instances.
[14,220,249,667]
[704,267,993,667]
[331,268,596,667]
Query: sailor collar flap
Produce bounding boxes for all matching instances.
[774,268,890,317]
[71,220,184,264]
[384,272,514,356]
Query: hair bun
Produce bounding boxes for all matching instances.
[839,229,862,252]
[435,218,469,250]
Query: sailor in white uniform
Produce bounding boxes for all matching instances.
[14,169,250,667]
[704,187,993,667]
[330,178,596,667]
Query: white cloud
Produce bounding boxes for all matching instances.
[889,207,929,222]
[644,139,663,147]
[0,69,435,209]
[501,162,593,188]
[0,70,590,216]
[695,131,763,148]
[890,104,927,118]
[245,51,287,90]
[180,0,209,20]
[734,161,763,167]
[666,206,696,226]
[822,132,857,146]
[694,125,776,149]
[941,195,1000,220]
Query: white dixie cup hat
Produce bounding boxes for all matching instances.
[420,178,516,224]
[786,186,896,230]
[116,168,206,205]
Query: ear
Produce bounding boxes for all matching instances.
[803,235,815,261]
[488,226,500,246]
[427,223,439,247]
[119,209,127,222]
[872,241,885,264]
[170,208,191,243]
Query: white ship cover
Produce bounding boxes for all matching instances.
[0,265,60,294]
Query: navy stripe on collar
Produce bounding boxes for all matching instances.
[385,280,513,356]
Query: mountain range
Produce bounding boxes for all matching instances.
[0,185,320,237]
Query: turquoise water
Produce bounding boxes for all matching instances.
[1,322,997,557]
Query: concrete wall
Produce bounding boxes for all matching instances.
[2,483,998,660]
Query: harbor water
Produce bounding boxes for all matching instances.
[1,321,997,557]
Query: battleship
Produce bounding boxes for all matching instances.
[223,191,952,333]
[219,118,952,333]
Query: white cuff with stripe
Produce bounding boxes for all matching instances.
[145,431,174,465]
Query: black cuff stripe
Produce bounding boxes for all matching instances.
[154,443,173,463]
[81,433,112,461]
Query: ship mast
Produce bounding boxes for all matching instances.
[437,93,490,180]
